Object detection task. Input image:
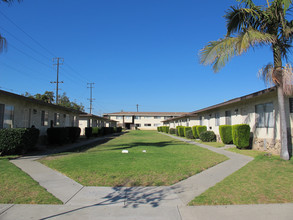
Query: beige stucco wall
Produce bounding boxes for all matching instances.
[164,91,293,155]
[0,95,79,136]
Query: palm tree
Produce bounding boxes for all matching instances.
[0,0,21,53]
[199,0,293,160]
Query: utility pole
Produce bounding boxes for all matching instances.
[51,58,64,104]
[136,104,139,112]
[87,82,95,114]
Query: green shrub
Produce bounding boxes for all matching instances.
[219,125,232,144]
[0,128,40,155]
[196,126,207,136]
[169,128,176,134]
[85,127,92,138]
[66,127,81,142]
[192,126,199,139]
[92,127,99,137]
[175,128,179,136]
[199,131,216,142]
[117,127,122,133]
[186,130,194,139]
[157,127,160,132]
[176,126,185,137]
[47,127,69,145]
[165,126,169,133]
[104,127,114,135]
[184,127,191,137]
[232,124,250,149]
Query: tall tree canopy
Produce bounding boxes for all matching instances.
[24,91,84,112]
[199,0,293,160]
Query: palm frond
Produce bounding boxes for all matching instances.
[200,28,275,73]
[282,0,293,14]
[258,62,275,87]
[237,27,276,52]
[199,37,239,72]
[225,6,262,36]
[237,0,256,8]
[0,34,7,52]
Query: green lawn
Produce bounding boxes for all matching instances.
[194,139,225,148]
[40,130,228,187]
[189,152,293,205]
[0,158,62,204]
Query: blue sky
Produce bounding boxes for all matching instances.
[0,0,283,115]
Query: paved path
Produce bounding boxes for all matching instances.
[1,133,292,220]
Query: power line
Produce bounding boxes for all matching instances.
[0,9,56,58]
[0,25,52,61]
[9,43,54,70]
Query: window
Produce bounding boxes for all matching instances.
[154,123,161,127]
[54,113,60,126]
[225,111,231,125]
[215,112,220,126]
[125,116,132,119]
[135,124,141,127]
[164,116,172,119]
[41,111,49,126]
[144,116,152,119]
[144,124,151,126]
[135,116,141,119]
[116,116,123,120]
[154,116,161,119]
[3,105,14,128]
[255,102,274,128]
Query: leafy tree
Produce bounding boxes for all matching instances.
[199,0,293,160]
[0,0,21,53]
[24,91,84,111]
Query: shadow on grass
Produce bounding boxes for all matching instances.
[101,141,180,152]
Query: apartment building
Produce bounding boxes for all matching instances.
[103,112,186,130]
[163,87,293,155]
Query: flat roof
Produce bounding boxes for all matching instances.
[79,113,117,122]
[104,112,186,117]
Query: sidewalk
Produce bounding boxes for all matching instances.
[1,133,292,220]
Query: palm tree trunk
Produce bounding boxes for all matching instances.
[273,43,290,160]
[277,86,290,160]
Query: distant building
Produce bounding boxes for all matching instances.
[103,112,186,130]
[79,113,117,135]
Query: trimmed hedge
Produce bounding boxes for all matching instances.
[85,127,92,139]
[85,126,122,138]
[169,128,176,134]
[67,127,81,142]
[176,126,185,137]
[186,130,194,139]
[192,126,199,139]
[0,128,40,155]
[175,128,179,136]
[196,126,207,136]
[232,124,250,149]
[219,125,232,144]
[199,131,216,142]
[184,126,191,137]
[47,127,69,145]
[92,127,99,137]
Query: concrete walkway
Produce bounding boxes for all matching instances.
[1,133,292,220]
